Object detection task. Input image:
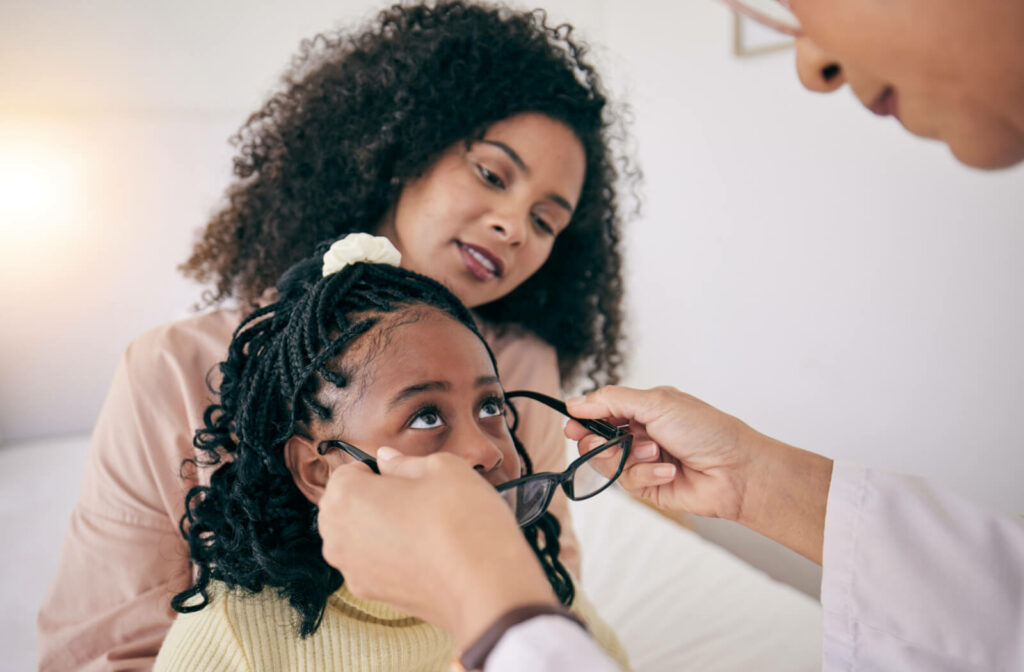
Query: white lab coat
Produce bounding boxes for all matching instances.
[488,463,1024,671]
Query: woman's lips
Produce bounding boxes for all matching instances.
[457,242,504,281]
[868,87,900,119]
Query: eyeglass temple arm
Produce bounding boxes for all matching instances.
[505,390,625,438]
[317,439,381,475]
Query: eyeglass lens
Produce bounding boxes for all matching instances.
[502,477,558,527]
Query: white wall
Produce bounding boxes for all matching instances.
[2,1,1022,597]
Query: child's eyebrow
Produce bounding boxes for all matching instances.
[388,376,502,409]
[389,381,449,409]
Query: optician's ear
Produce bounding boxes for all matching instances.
[284,435,341,503]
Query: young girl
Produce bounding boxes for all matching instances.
[152,236,629,671]
[39,3,635,668]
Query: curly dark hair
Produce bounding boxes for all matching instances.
[172,249,573,636]
[180,0,633,389]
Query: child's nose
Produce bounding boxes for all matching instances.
[447,425,505,474]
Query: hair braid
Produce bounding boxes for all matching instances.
[174,249,573,635]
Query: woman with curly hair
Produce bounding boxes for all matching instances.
[152,236,628,670]
[39,3,634,669]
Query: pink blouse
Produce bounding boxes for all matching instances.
[37,305,579,672]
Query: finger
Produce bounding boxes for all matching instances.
[619,461,678,491]
[374,447,431,478]
[564,419,592,441]
[579,446,622,479]
[567,385,671,424]
[628,440,661,463]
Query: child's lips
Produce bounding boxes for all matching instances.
[457,242,505,280]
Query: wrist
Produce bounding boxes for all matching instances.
[456,604,585,671]
[449,534,558,649]
[735,433,833,564]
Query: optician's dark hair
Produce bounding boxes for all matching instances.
[180,0,634,389]
[171,247,573,636]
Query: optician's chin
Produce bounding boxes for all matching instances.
[947,131,1024,171]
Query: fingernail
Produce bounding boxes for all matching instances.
[377,446,400,461]
[566,396,585,407]
[633,441,658,459]
[653,464,676,479]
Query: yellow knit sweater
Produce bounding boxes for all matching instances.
[155,582,630,671]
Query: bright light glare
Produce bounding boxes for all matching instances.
[0,141,79,249]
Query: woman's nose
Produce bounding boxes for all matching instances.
[794,37,845,93]
[488,209,527,246]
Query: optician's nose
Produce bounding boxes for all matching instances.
[794,37,845,93]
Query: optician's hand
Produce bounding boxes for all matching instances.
[566,385,833,563]
[318,448,559,648]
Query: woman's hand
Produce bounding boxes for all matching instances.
[566,385,832,563]
[318,448,558,648]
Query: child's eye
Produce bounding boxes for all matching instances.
[409,407,444,429]
[479,396,505,419]
[476,164,506,189]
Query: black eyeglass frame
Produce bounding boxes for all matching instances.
[318,439,380,474]
[494,390,632,526]
[316,390,632,527]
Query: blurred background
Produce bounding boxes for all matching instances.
[2,0,1022,667]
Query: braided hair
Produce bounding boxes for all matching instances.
[172,245,573,636]
[180,0,635,390]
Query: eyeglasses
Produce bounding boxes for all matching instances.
[496,391,632,528]
[318,439,380,473]
[719,0,801,35]
[317,390,633,528]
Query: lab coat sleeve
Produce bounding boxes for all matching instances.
[821,462,1024,671]
[486,615,622,672]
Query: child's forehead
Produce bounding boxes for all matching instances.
[340,306,497,386]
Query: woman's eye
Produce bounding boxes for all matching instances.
[531,213,555,235]
[476,164,506,189]
[409,409,444,429]
[479,398,505,419]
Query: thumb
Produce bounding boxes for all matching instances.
[374,446,430,478]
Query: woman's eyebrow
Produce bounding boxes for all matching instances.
[476,375,501,387]
[478,139,528,172]
[476,140,575,214]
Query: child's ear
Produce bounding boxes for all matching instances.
[284,436,339,503]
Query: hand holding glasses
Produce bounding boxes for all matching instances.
[317,390,632,528]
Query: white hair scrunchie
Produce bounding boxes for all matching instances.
[322,233,402,277]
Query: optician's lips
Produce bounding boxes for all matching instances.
[868,87,900,119]
[457,241,505,280]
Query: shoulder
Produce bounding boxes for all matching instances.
[106,306,249,431]
[123,306,246,374]
[156,585,250,671]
